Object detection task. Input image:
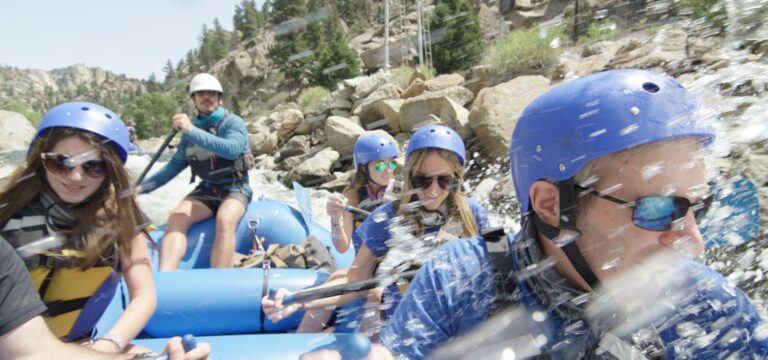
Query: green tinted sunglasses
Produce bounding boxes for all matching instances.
[373,160,397,172]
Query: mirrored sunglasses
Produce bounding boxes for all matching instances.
[373,160,397,172]
[576,185,714,231]
[410,174,457,191]
[41,153,107,179]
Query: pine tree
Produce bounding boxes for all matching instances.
[308,11,360,89]
[163,59,175,81]
[429,0,484,74]
[268,0,310,100]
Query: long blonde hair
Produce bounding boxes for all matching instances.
[396,148,478,237]
[0,128,146,269]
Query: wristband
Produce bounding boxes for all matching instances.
[94,333,126,352]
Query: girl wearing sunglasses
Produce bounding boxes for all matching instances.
[326,132,400,254]
[263,124,488,333]
[0,102,155,354]
[296,132,400,332]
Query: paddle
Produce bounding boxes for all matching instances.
[150,334,197,360]
[344,205,371,217]
[134,129,178,187]
[281,270,419,305]
[292,181,314,236]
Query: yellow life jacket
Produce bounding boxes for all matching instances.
[3,195,117,338]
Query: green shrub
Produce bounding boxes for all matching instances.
[481,26,564,77]
[389,66,437,89]
[298,86,329,112]
[0,100,41,127]
[584,20,617,43]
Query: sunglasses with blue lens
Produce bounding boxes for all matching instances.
[575,185,714,231]
[373,160,397,172]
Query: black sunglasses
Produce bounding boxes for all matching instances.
[410,174,457,191]
[41,153,107,179]
[576,185,713,231]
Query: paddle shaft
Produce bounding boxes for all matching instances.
[149,334,197,360]
[134,129,178,187]
[282,270,418,305]
[344,205,371,217]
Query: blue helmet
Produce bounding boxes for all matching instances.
[405,124,466,166]
[353,132,400,169]
[510,69,716,215]
[37,102,131,163]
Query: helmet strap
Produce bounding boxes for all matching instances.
[529,178,600,289]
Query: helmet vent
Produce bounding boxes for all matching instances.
[642,82,660,93]
[105,114,112,119]
[81,106,90,111]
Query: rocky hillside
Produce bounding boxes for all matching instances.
[0,63,145,122]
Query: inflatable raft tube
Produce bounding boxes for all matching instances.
[149,198,356,270]
[88,268,332,338]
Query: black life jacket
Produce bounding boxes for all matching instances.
[2,194,117,338]
[186,114,250,185]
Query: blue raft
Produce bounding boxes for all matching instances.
[78,198,365,358]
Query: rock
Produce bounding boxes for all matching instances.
[468,75,552,161]
[608,28,689,75]
[409,67,426,84]
[424,73,466,92]
[248,124,279,156]
[325,116,366,156]
[289,147,341,184]
[352,83,402,115]
[254,154,275,170]
[320,170,355,192]
[276,108,305,142]
[349,29,375,48]
[553,39,625,81]
[359,38,413,71]
[0,111,35,152]
[276,135,310,161]
[346,71,390,102]
[401,78,428,98]
[477,2,507,41]
[464,65,492,95]
[318,86,354,114]
[399,94,473,139]
[357,98,404,132]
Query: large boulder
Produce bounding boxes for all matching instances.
[352,83,402,115]
[0,111,36,152]
[289,147,340,184]
[469,75,551,161]
[248,123,279,156]
[276,108,306,142]
[401,78,428,98]
[357,99,404,132]
[343,71,390,102]
[399,95,472,139]
[276,135,311,162]
[424,74,465,92]
[325,116,366,157]
[318,86,354,114]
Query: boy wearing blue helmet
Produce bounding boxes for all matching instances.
[263,124,489,332]
[371,69,768,359]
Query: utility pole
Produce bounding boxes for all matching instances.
[384,0,390,72]
[417,0,424,66]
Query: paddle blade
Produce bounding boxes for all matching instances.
[701,176,761,248]
[292,181,313,236]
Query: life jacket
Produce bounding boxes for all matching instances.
[186,114,251,185]
[2,194,117,338]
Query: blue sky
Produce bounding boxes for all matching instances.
[0,0,263,80]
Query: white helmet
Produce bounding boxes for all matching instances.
[189,73,223,96]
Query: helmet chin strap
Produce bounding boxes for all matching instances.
[529,178,601,289]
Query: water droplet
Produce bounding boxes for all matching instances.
[630,107,640,116]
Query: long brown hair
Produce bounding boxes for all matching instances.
[0,128,145,269]
[396,148,479,237]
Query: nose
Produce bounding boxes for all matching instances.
[658,211,705,255]
[65,165,87,182]
[424,177,441,192]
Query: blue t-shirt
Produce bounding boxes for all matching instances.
[380,233,768,359]
[353,197,489,257]
[351,197,489,317]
